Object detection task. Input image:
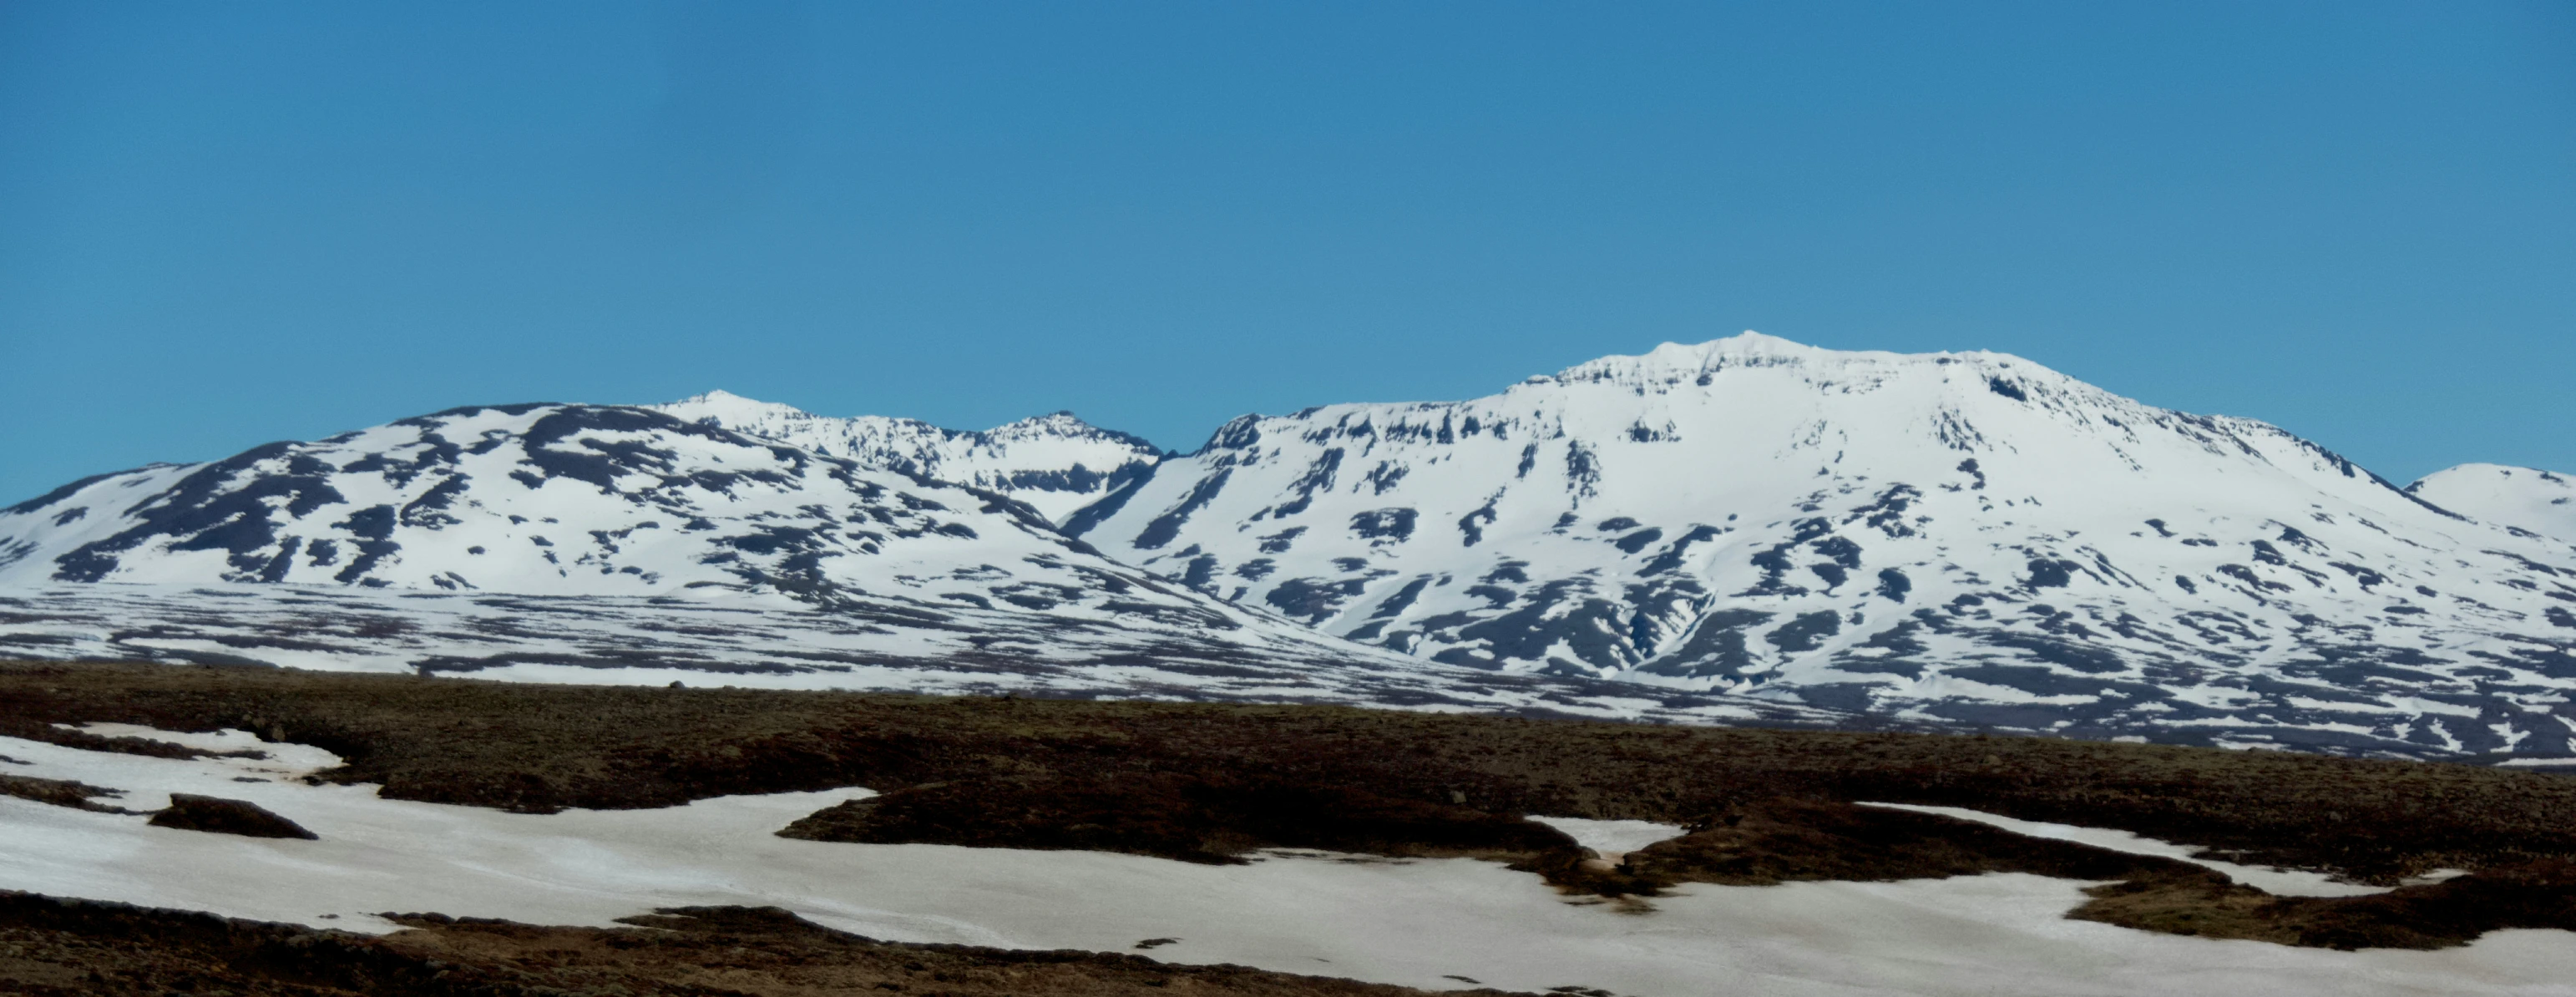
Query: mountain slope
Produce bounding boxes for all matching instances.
[0,402,1158,606]
[0,402,1314,650]
[2410,463,2576,544]
[651,391,1162,524]
[0,400,1854,727]
[1068,333,2576,757]
[8,343,2574,759]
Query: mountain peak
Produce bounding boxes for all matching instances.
[1692,329,1816,356]
[1066,333,2576,758]
[1543,333,2043,391]
[645,395,1162,523]
[658,390,826,427]
[988,411,1163,453]
[7,343,2575,761]
[995,410,1102,433]
[2408,463,2576,543]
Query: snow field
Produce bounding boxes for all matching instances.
[0,728,2569,996]
[2408,464,2576,545]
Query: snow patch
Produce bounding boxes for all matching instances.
[1858,802,2388,898]
[1525,815,1687,862]
[0,733,2568,996]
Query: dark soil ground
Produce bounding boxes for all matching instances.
[4,660,2575,950]
[0,891,1513,996]
[0,772,132,813]
[1604,797,2576,949]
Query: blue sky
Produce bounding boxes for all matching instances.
[3,1,2569,504]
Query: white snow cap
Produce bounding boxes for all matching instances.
[1064,328,2576,758]
[646,392,1164,523]
[2407,463,2576,544]
[655,389,828,433]
[1532,331,2041,392]
[7,333,2575,760]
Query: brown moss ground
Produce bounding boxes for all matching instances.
[1585,797,2576,949]
[0,772,133,813]
[777,772,1579,865]
[4,660,2575,949]
[0,892,1517,997]
[2071,858,2576,949]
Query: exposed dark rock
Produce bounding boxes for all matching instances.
[147,794,317,840]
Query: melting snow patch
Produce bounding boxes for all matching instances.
[1526,815,1687,862]
[64,724,342,774]
[1858,802,2388,897]
[0,733,2568,996]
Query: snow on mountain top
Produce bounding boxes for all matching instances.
[0,402,1587,696]
[1075,332,2576,758]
[659,392,1156,450]
[8,337,2573,760]
[1539,331,2025,386]
[659,389,813,425]
[650,393,1162,524]
[0,402,1114,599]
[2409,463,2576,544]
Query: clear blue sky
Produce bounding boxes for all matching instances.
[4,2,2569,504]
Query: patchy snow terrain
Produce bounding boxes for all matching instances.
[653,390,1163,524]
[6,337,2576,759]
[0,402,1445,685]
[0,582,1845,727]
[1070,334,2576,758]
[3,727,2569,997]
[0,402,1183,615]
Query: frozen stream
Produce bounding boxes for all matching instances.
[0,728,2568,996]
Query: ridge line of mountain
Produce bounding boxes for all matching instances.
[4,332,2573,760]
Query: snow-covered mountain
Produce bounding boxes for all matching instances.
[2409,463,2576,544]
[0,400,1874,727]
[651,391,1162,524]
[1068,333,2576,757]
[0,402,1324,655]
[7,338,2573,759]
[0,579,1854,730]
[0,402,1127,603]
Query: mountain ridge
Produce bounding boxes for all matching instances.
[2408,463,2576,544]
[650,390,1164,524]
[5,333,2573,759]
[1063,332,2576,757]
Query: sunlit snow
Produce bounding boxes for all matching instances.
[0,729,2568,997]
[1856,802,2388,898]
